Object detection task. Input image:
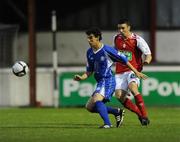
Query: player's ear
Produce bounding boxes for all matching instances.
[96,36,100,41]
[98,35,102,41]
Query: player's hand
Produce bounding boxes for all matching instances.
[135,72,148,80]
[74,75,83,81]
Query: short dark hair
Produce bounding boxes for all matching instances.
[86,27,102,41]
[118,18,131,26]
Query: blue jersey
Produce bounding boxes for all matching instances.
[86,44,128,82]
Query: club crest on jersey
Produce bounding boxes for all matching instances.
[123,43,126,48]
[100,56,105,61]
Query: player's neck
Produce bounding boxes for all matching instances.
[123,32,132,39]
[122,32,132,39]
[92,42,103,51]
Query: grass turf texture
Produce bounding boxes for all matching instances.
[0,107,180,142]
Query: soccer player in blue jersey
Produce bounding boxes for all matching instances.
[74,27,147,128]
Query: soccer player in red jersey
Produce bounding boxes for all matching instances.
[113,19,152,125]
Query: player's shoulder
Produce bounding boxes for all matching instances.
[104,44,112,48]
[132,33,144,40]
[103,44,113,50]
[86,47,93,55]
[114,33,123,41]
[132,33,149,48]
[87,47,92,52]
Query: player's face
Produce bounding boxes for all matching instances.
[117,23,131,38]
[87,34,99,47]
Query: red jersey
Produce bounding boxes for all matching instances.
[114,33,151,73]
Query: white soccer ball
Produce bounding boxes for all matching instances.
[12,61,29,77]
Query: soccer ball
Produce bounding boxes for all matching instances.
[12,61,29,77]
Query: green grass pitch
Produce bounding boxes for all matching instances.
[0,107,180,142]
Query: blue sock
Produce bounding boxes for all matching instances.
[92,105,119,116]
[106,106,119,116]
[95,101,111,125]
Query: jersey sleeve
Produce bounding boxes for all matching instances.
[112,34,117,47]
[86,50,94,72]
[136,36,151,55]
[104,45,128,64]
[113,34,119,50]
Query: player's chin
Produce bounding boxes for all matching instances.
[120,33,124,36]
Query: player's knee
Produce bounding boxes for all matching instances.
[129,83,139,95]
[115,93,120,98]
[85,103,94,112]
[115,90,126,103]
[115,90,122,99]
[117,95,125,103]
[130,89,140,96]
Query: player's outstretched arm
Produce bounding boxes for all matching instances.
[104,45,147,80]
[126,62,148,80]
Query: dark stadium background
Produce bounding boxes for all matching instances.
[0,0,151,31]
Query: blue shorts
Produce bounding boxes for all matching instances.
[93,76,116,102]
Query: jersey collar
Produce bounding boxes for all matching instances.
[93,44,104,54]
